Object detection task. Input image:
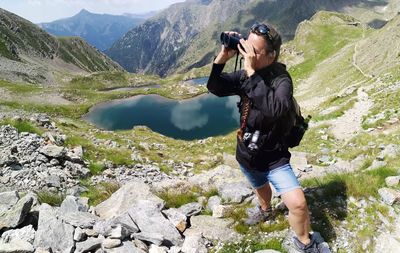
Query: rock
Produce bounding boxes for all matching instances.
[0,194,33,230]
[127,200,182,246]
[95,180,164,220]
[108,224,129,240]
[162,208,187,233]
[66,146,84,162]
[188,165,248,191]
[366,160,387,171]
[33,204,75,252]
[253,250,282,253]
[181,234,208,253]
[39,145,66,158]
[75,237,103,253]
[378,188,400,205]
[380,144,399,158]
[206,196,221,211]
[0,191,19,214]
[64,161,90,178]
[149,244,167,253]
[105,241,146,253]
[73,227,87,242]
[177,202,203,217]
[102,238,122,249]
[60,196,89,213]
[168,246,182,253]
[60,211,99,228]
[385,176,400,187]
[132,232,165,246]
[184,215,240,242]
[218,182,253,204]
[212,205,234,218]
[0,225,35,244]
[0,238,34,253]
[109,212,140,234]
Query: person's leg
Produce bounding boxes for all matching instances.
[281,188,311,245]
[255,182,272,211]
[268,164,310,244]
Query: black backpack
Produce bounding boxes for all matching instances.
[283,97,310,148]
[267,71,310,149]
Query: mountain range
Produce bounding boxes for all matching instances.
[105,0,400,76]
[38,9,145,51]
[0,8,123,85]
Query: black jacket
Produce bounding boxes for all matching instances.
[207,62,293,171]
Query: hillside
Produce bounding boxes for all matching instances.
[1,7,400,253]
[39,9,144,51]
[105,0,254,75]
[106,0,399,76]
[0,8,123,85]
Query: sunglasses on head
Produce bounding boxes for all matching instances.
[251,23,274,46]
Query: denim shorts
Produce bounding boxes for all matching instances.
[239,163,301,195]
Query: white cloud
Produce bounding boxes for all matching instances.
[171,100,209,131]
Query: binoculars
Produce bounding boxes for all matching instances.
[220,32,245,51]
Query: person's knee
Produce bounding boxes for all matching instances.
[288,198,308,214]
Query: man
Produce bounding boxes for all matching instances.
[207,23,329,253]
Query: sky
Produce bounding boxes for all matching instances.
[0,0,185,23]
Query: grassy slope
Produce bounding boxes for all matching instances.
[1,10,400,252]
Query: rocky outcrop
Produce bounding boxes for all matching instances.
[0,124,89,193]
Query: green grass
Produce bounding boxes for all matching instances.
[80,181,120,206]
[157,190,199,208]
[289,22,364,82]
[88,162,106,175]
[0,119,43,135]
[301,167,398,241]
[37,191,65,206]
[212,237,287,253]
[0,80,42,93]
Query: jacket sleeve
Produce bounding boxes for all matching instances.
[207,63,242,97]
[241,73,293,126]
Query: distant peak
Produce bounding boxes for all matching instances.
[78,9,91,15]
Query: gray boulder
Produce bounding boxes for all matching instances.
[0,225,35,244]
[378,188,400,205]
[181,234,208,253]
[162,208,187,233]
[60,196,89,213]
[75,237,103,253]
[206,196,221,211]
[60,211,100,229]
[0,194,33,230]
[127,200,182,246]
[254,251,282,253]
[0,238,34,253]
[385,176,400,187]
[184,215,240,242]
[0,191,19,214]
[93,212,139,237]
[33,204,74,252]
[218,182,253,204]
[132,232,165,246]
[95,181,164,220]
[39,145,66,158]
[105,241,147,253]
[177,202,202,217]
[188,165,248,191]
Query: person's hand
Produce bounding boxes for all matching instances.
[214,31,242,64]
[237,39,256,76]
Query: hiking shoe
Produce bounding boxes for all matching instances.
[293,234,331,253]
[244,205,273,225]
